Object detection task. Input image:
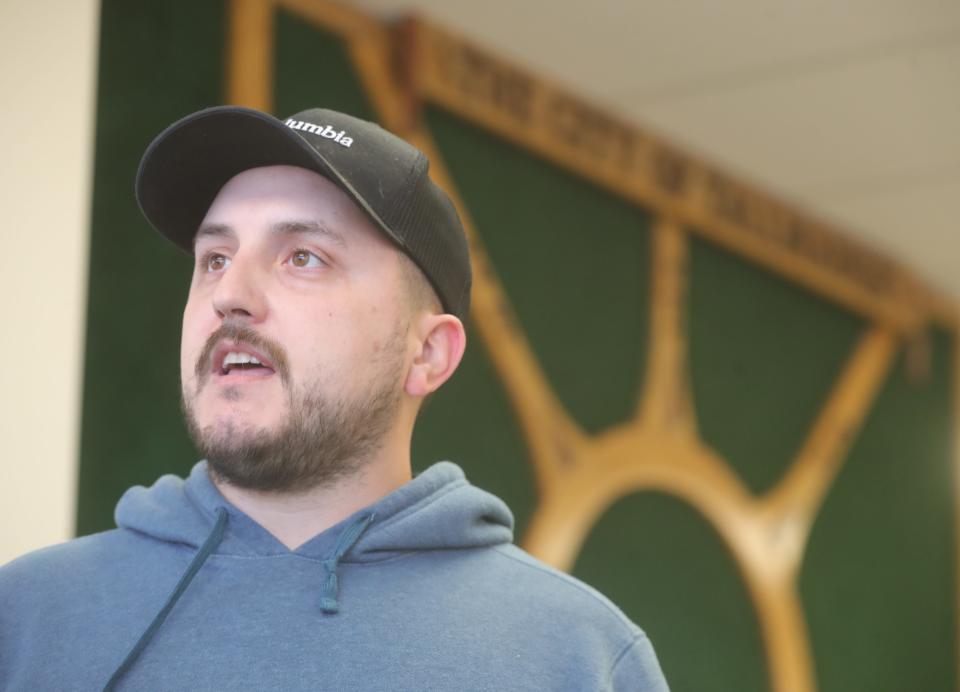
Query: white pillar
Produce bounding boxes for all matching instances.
[0,0,100,563]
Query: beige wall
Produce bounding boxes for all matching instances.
[0,0,100,564]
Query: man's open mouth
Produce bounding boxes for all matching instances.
[212,343,277,379]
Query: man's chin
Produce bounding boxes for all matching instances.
[199,412,283,437]
[190,421,291,491]
[189,393,286,431]
[191,416,265,448]
[183,402,285,462]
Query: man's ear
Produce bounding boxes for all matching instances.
[405,314,466,398]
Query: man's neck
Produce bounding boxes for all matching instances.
[212,457,412,550]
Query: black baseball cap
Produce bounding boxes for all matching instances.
[135,105,471,320]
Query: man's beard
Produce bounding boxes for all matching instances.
[181,323,404,493]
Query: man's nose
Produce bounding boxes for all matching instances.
[211,254,268,321]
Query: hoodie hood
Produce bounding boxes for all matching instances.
[102,462,515,689]
[115,460,514,562]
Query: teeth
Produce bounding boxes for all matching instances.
[223,351,263,367]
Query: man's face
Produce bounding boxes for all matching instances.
[180,165,413,492]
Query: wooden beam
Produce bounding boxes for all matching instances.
[763,326,898,554]
[636,217,697,438]
[226,0,274,111]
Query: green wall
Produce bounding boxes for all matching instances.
[81,3,956,690]
[78,0,224,536]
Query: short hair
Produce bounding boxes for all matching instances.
[398,251,443,316]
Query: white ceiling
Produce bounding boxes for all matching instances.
[349,0,960,300]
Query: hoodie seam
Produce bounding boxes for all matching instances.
[490,545,640,639]
[198,551,420,566]
[604,633,649,688]
[118,525,261,557]
[120,526,197,549]
[120,526,260,558]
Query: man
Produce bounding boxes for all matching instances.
[0,106,668,690]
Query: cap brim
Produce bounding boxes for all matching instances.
[135,106,401,253]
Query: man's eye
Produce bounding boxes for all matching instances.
[200,252,230,272]
[288,250,325,268]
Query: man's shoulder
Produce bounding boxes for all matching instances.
[0,528,141,595]
[429,541,643,651]
[421,542,667,688]
[485,543,639,634]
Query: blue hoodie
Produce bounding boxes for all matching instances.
[0,461,668,691]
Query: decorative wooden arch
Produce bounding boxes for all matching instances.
[226,3,959,690]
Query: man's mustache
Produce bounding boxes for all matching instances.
[194,323,291,388]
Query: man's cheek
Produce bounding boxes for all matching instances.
[180,338,205,392]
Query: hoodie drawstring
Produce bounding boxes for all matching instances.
[104,507,228,692]
[319,512,375,614]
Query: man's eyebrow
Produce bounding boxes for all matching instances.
[270,220,347,247]
[194,223,233,248]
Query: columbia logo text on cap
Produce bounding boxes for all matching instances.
[284,119,354,147]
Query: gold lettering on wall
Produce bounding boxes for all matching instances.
[404,18,954,334]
